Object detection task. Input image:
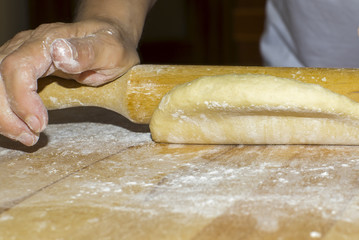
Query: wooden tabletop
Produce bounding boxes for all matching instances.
[0,107,358,240]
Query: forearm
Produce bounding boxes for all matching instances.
[76,0,156,44]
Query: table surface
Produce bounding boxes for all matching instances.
[0,107,358,240]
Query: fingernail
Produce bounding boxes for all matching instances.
[25,115,41,133]
[17,132,38,146]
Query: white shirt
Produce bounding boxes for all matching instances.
[260,0,359,67]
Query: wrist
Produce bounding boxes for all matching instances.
[75,0,155,46]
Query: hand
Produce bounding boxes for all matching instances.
[0,19,140,146]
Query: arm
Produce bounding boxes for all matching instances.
[76,0,155,45]
[0,0,155,146]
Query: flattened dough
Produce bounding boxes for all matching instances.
[149,74,359,145]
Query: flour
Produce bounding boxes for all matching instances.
[119,146,359,232]
[0,107,151,160]
[0,214,14,222]
[49,97,58,105]
[310,231,322,238]
[51,39,81,74]
[0,149,11,157]
[53,147,356,227]
[1,106,359,238]
[43,122,151,156]
[204,100,229,109]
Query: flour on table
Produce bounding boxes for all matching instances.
[0,109,152,158]
[44,122,151,155]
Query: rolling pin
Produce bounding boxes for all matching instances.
[38,64,359,124]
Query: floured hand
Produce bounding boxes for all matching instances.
[0,0,155,146]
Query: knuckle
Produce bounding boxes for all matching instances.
[35,22,65,32]
[0,53,27,76]
[30,22,70,41]
[0,110,22,136]
[12,29,32,40]
[0,54,18,75]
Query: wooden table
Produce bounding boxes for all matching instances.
[0,107,358,240]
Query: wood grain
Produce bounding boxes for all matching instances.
[0,108,358,239]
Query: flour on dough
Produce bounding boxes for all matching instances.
[149,74,359,145]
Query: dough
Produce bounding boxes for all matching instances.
[149,74,359,145]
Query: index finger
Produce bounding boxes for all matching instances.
[1,40,53,133]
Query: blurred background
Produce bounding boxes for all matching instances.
[0,0,266,66]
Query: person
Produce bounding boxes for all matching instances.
[1,0,359,146]
[0,0,155,146]
[261,0,359,68]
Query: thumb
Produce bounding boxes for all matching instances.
[50,38,82,74]
[50,34,139,85]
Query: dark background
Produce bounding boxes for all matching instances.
[7,0,267,66]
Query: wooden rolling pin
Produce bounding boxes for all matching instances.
[38,64,359,124]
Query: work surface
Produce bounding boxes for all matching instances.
[0,107,358,240]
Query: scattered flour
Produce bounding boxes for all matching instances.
[1,108,359,237]
[41,146,359,231]
[43,122,151,155]
[0,214,14,222]
[310,231,322,238]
